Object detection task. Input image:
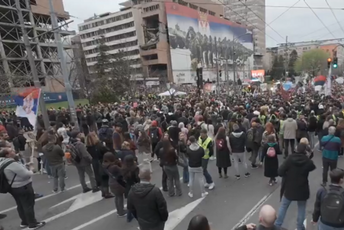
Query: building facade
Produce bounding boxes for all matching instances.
[224,0,266,69]
[0,0,74,93]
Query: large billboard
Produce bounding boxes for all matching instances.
[165,2,254,85]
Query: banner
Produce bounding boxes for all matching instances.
[15,88,41,127]
[251,69,265,82]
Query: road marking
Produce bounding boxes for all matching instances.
[165,197,205,230]
[230,192,274,230]
[50,194,81,209]
[43,191,103,223]
[0,183,87,214]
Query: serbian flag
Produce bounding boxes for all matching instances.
[15,88,41,127]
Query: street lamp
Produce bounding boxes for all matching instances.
[225,32,251,93]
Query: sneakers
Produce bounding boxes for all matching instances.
[92,188,100,193]
[188,192,193,198]
[208,183,215,190]
[245,173,250,178]
[118,213,127,217]
[83,188,92,193]
[20,224,28,229]
[204,183,209,188]
[224,175,228,179]
[52,189,58,194]
[28,222,46,230]
[219,174,223,178]
[201,192,208,197]
[235,175,241,180]
[251,164,258,169]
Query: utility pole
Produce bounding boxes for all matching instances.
[225,47,229,92]
[215,38,220,95]
[233,34,237,94]
[284,36,289,76]
[48,0,78,129]
[15,0,50,129]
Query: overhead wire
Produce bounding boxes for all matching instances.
[325,0,344,35]
[303,0,336,38]
[268,0,301,25]
[215,0,283,44]
[237,0,285,40]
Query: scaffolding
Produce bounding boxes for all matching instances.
[0,0,74,93]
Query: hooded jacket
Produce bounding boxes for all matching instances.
[127,182,168,230]
[283,118,298,139]
[278,151,316,201]
[186,143,204,168]
[42,143,64,166]
[0,157,33,188]
[229,131,246,153]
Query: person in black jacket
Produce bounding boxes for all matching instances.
[308,111,317,150]
[312,168,344,228]
[275,143,316,230]
[186,136,207,198]
[127,166,168,230]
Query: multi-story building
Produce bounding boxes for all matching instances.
[78,7,146,82]
[224,0,266,69]
[0,0,74,92]
[263,47,278,71]
[277,38,344,63]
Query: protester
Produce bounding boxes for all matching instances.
[198,129,215,189]
[127,166,168,230]
[236,205,278,230]
[282,113,298,158]
[215,127,231,178]
[42,134,65,193]
[102,152,126,217]
[275,142,316,230]
[186,136,207,198]
[261,135,281,185]
[321,126,342,186]
[230,124,250,179]
[0,147,45,229]
[312,168,344,229]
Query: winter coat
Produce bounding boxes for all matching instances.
[229,131,246,153]
[283,118,298,139]
[137,136,151,154]
[127,183,168,230]
[106,164,125,196]
[42,143,64,166]
[216,136,231,168]
[186,144,204,168]
[122,166,140,198]
[296,119,308,139]
[261,142,281,178]
[278,152,316,201]
[73,141,93,167]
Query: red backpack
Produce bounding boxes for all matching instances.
[216,139,225,150]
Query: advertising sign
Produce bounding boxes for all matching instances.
[165,2,254,84]
[251,69,265,82]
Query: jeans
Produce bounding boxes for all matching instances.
[188,167,205,195]
[275,196,306,230]
[202,158,213,184]
[10,183,37,228]
[163,165,182,196]
[284,139,295,157]
[50,163,65,191]
[75,165,97,190]
[318,133,323,150]
[318,220,344,230]
[250,148,259,165]
[127,210,134,222]
[91,158,102,187]
[183,166,189,183]
[232,152,249,175]
[322,158,337,184]
[308,132,315,149]
[44,157,52,176]
[161,166,167,191]
[110,188,126,216]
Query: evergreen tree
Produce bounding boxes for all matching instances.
[288,50,298,77]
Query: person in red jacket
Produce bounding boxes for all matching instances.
[0,121,7,134]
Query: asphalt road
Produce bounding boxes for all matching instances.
[0,145,340,230]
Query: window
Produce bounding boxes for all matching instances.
[143,4,159,12]
[178,0,187,6]
[200,7,207,13]
[189,3,198,10]
[208,11,215,16]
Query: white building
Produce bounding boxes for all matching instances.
[224,0,266,69]
[78,7,145,79]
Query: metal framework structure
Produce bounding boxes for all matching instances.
[0,0,74,92]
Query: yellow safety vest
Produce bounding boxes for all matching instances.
[198,137,212,159]
[332,114,337,125]
[279,120,284,135]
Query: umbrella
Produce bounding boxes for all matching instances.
[282,81,293,91]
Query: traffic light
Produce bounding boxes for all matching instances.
[327,58,332,69]
[333,57,338,69]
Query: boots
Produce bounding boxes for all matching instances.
[101,187,114,199]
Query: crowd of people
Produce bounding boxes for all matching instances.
[1,83,344,230]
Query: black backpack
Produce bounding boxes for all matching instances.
[67,143,81,164]
[0,161,16,194]
[150,128,159,144]
[320,187,344,225]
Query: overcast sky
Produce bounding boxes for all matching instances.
[63,0,344,47]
